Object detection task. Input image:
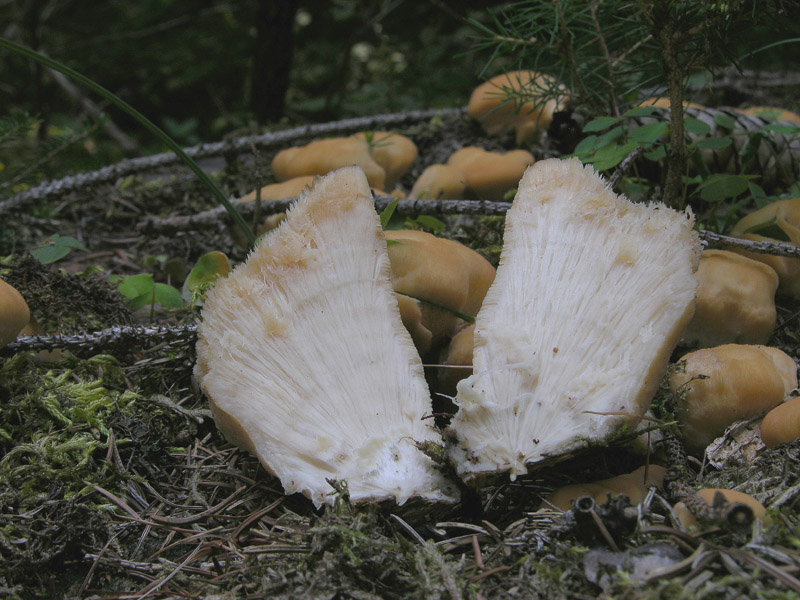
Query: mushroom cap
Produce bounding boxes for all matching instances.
[447,147,535,202]
[729,197,800,296]
[670,344,798,452]
[637,97,706,110]
[385,230,495,357]
[241,176,316,203]
[385,229,496,318]
[467,70,567,144]
[0,279,30,348]
[352,131,417,190]
[272,137,386,189]
[683,249,779,347]
[761,395,800,448]
[738,106,800,123]
[439,323,476,392]
[195,167,458,507]
[448,158,700,479]
[408,164,466,200]
[674,488,770,529]
[543,465,666,511]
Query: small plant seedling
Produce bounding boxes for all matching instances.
[30,234,88,264]
[181,251,231,306]
[114,273,183,317]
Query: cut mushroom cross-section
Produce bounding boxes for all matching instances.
[195,167,458,507]
[448,158,700,480]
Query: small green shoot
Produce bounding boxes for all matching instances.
[182,250,231,306]
[30,233,88,264]
[115,273,183,312]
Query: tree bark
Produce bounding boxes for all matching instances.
[250,0,298,123]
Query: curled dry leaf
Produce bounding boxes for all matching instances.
[195,167,458,507]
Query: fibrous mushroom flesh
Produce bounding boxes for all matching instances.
[195,167,458,507]
[448,158,700,479]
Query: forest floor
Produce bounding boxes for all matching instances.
[2,72,800,599]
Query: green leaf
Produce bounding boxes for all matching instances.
[582,116,621,133]
[574,134,600,155]
[623,106,660,118]
[762,123,800,135]
[30,234,88,264]
[628,122,668,143]
[693,137,732,149]
[412,215,446,233]
[589,141,638,171]
[127,290,155,311]
[713,113,737,130]
[30,245,71,264]
[644,146,666,161]
[182,250,231,304]
[741,217,791,242]
[117,273,154,300]
[153,283,184,309]
[697,174,751,204]
[684,118,711,136]
[379,199,399,229]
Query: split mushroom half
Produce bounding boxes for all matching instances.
[195,167,458,507]
[447,157,700,480]
[670,344,798,452]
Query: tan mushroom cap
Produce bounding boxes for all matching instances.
[0,279,30,347]
[738,106,800,123]
[272,137,387,189]
[386,230,495,356]
[729,198,800,296]
[761,395,800,448]
[671,344,798,451]
[637,97,706,110]
[409,164,466,200]
[467,70,568,144]
[683,249,779,347]
[439,322,476,392]
[673,488,770,529]
[447,147,535,201]
[241,176,316,203]
[543,465,666,511]
[385,229,495,317]
[352,132,417,189]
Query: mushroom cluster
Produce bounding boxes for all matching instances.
[410,147,534,202]
[271,131,417,192]
[670,344,798,452]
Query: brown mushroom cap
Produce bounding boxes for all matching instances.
[637,97,706,110]
[352,132,417,190]
[673,488,770,529]
[272,137,386,189]
[409,164,467,200]
[543,465,666,511]
[447,147,535,201]
[385,230,495,356]
[670,344,798,451]
[0,279,30,348]
[467,70,567,144]
[729,197,800,296]
[683,249,779,347]
[439,322,476,392]
[761,395,800,448]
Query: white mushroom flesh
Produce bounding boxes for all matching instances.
[195,167,458,507]
[449,158,700,479]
